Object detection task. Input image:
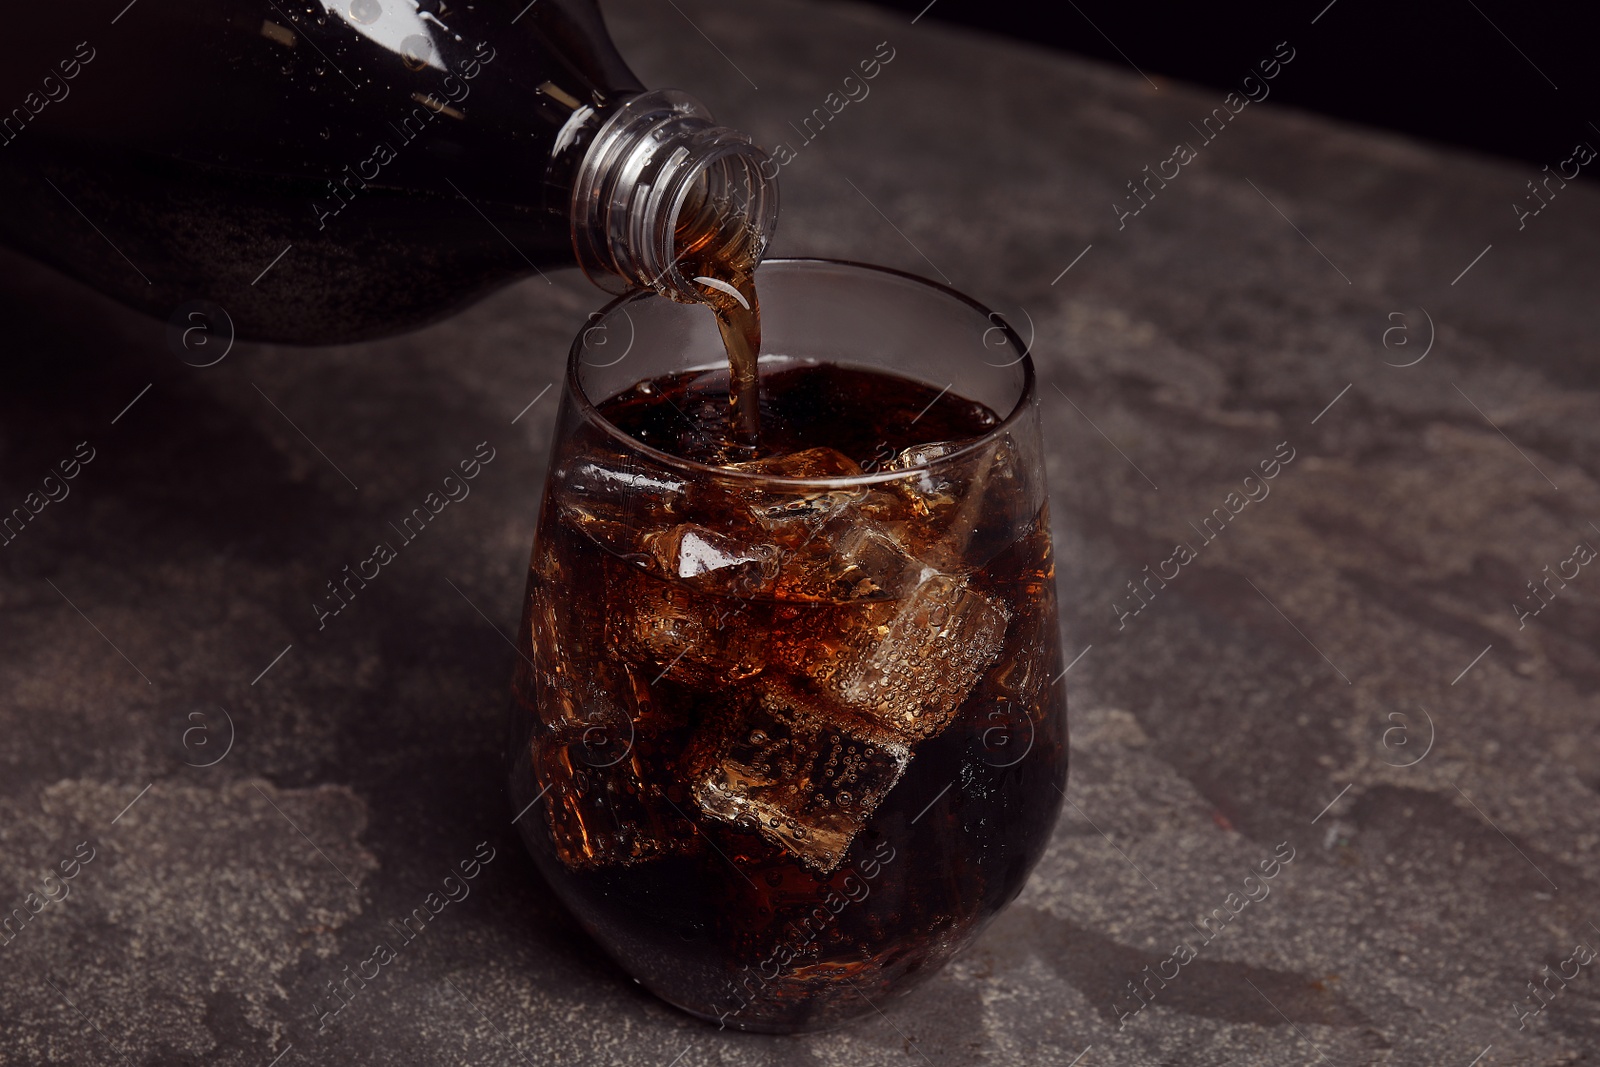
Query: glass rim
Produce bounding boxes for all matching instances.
[564,256,1036,487]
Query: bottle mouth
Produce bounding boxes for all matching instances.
[570,89,778,303]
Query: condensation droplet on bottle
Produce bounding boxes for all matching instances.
[349,0,384,26]
[400,33,433,71]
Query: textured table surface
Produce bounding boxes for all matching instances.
[3,1,1599,1065]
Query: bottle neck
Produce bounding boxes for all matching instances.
[570,89,778,303]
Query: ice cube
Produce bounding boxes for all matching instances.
[832,572,1011,742]
[766,599,897,689]
[882,436,1029,569]
[688,682,911,874]
[730,448,869,540]
[607,561,765,686]
[534,721,698,870]
[882,440,967,526]
[717,448,927,601]
[885,441,967,472]
[642,524,782,597]
[525,554,621,731]
[555,446,687,557]
[732,447,865,480]
[987,583,1057,711]
[770,513,926,603]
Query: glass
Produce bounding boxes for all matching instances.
[508,259,1067,1033]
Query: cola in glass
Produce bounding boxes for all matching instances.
[509,262,1067,1032]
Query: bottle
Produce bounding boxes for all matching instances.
[0,0,777,344]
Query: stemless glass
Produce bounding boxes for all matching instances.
[508,259,1067,1033]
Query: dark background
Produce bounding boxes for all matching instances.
[822,0,1600,175]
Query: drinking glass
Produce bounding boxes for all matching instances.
[508,258,1067,1032]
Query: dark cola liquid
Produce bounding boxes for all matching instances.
[509,361,1066,1032]
[671,186,766,452]
[601,361,998,464]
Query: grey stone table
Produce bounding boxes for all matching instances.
[3,1,1598,1064]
